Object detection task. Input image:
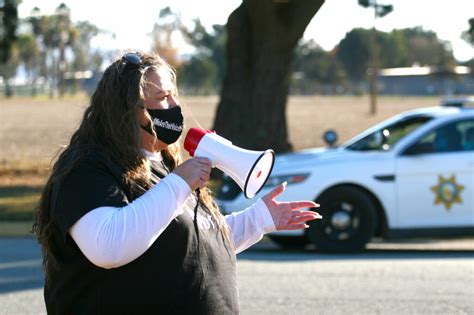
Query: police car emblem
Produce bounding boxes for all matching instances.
[430,175,464,211]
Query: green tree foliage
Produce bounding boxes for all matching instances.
[461,18,473,77]
[25,7,49,94]
[377,29,409,67]
[336,28,371,81]
[70,21,100,72]
[149,9,226,93]
[0,0,19,97]
[179,55,218,94]
[41,3,77,96]
[461,18,473,46]
[402,27,454,66]
[292,40,346,93]
[21,4,104,97]
[18,33,40,92]
[0,2,467,97]
[0,0,18,63]
[182,20,226,86]
[23,4,76,96]
[0,42,19,97]
[150,7,182,68]
[336,27,456,82]
[0,3,106,97]
[178,20,226,93]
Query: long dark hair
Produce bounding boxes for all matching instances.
[33,52,232,279]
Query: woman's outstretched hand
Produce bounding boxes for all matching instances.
[262,182,322,231]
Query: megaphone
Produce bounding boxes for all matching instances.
[184,128,275,199]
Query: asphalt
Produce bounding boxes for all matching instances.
[1,237,473,314]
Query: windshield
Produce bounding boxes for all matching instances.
[346,116,433,151]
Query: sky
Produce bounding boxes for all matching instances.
[19,0,474,62]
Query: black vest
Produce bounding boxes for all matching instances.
[44,152,239,314]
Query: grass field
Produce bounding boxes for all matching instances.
[0,94,440,223]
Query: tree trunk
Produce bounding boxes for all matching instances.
[213,0,324,152]
[5,80,13,98]
[58,45,66,97]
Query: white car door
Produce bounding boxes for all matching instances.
[395,118,474,228]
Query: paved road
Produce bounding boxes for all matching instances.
[1,237,473,314]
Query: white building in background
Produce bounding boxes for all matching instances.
[378,66,474,95]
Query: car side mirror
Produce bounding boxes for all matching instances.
[404,142,435,156]
[323,130,338,147]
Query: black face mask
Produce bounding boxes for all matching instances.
[141,106,184,144]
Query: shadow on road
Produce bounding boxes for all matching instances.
[0,237,44,295]
[238,240,474,262]
[1,237,473,295]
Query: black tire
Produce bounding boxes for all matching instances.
[268,235,308,249]
[307,186,377,252]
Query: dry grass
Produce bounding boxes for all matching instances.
[286,95,438,150]
[0,94,438,166]
[0,96,87,167]
[0,95,440,183]
[0,94,440,221]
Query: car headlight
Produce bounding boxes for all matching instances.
[264,173,310,188]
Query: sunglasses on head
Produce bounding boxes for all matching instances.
[118,52,144,75]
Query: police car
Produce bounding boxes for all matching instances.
[217,100,474,251]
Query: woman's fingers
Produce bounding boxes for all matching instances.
[200,168,211,176]
[200,172,210,182]
[196,158,212,181]
[290,213,322,224]
[190,158,211,184]
[285,223,310,230]
[285,213,323,230]
[289,201,319,210]
[297,210,322,217]
[195,157,213,167]
[264,182,287,201]
[173,157,213,191]
[198,179,207,189]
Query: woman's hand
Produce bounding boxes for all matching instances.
[172,157,212,190]
[262,182,322,231]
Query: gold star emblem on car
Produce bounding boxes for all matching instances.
[430,175,464,211]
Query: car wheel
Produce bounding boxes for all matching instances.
[307,186,376,252]
[268,235,308,249]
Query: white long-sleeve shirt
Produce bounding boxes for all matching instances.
[70,151,276,269]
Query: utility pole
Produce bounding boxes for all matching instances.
[358,0,393,115]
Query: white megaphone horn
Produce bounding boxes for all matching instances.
[184,128,275,199]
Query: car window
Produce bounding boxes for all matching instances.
[346,116,432,151]
[405,119,474,154]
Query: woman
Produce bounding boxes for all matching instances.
[33,51,321,314]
